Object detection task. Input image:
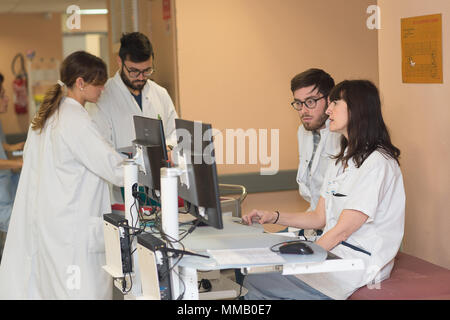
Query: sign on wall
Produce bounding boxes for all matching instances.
[163,0,171,20]
[401,14,443,83]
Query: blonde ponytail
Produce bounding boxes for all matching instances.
[31,84,64,131]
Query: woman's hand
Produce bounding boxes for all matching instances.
[242,209,277,225]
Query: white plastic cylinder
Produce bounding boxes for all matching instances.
[179,267,199,300]
[160,167,181,299]
[160,167,180,247]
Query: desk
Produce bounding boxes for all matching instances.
[137,216,365,300]
[179,216,327,270]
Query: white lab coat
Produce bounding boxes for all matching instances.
[0,97,124,299]
[87,72,178,204]
[88,72,178,150]
[296,120,341,211]
[295,150,406,300]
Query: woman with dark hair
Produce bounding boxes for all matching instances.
[0,51,125,299]
[242,80,405,300]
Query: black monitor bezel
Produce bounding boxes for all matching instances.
[132,116,169,202]
[175,119,223,229]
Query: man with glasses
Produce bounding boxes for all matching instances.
[289,69,341,239]
[90,31,178,151]
[88,32,178,203]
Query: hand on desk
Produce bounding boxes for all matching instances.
[242,209,277,225]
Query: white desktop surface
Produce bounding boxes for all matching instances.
[177,216,328,270]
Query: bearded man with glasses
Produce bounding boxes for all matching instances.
[289,69,341,239]
[88,32,178,204]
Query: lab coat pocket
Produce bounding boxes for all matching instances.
[328,193,348,223]
[87,217,106,254]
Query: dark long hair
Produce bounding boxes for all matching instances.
[329,80,400,168]
[31,51,107,131]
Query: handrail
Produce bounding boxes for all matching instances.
[218,184,247,204]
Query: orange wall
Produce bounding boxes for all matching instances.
[174,0,379,175]
[0,13,63,135]
[378,0,450,268]
[62,12,108,33]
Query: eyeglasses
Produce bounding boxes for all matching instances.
[122,62,155,78]
[291,96,326,111]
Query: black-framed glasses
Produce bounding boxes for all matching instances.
[291,96,326,111]
[122,61,155,78]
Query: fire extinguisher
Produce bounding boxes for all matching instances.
[11,53,28,114]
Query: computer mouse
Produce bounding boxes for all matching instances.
[279,241,314,255]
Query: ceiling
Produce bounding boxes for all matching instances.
[0,0,107,13]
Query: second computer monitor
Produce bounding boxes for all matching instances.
[174,119,223,229]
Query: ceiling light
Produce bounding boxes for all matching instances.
[79,9,108,15]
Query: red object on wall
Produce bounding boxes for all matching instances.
[162,0,171,20]
[12,77,28,114]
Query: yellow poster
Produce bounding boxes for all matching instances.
[401,14,443,83]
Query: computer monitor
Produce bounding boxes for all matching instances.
[133,115,169,202]
[174,119,223,229]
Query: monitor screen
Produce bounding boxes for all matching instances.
[133,116,169,202]
[174,119,223,229]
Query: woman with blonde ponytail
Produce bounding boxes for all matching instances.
[0,51,125,300]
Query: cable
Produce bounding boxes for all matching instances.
[235,276,245,300]
[173,260,186,300]
[124,184,201,300]
[121,184,147,294]
[121,272,133,294]
[198,279,212,293]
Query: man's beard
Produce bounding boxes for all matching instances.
[120,69,146,92]
[301,113,328,131]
